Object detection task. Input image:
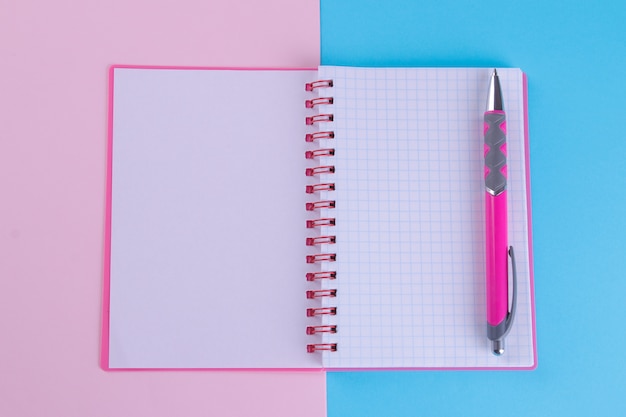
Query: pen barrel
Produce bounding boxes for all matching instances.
[484,109,509,330]
[485,192,509,328]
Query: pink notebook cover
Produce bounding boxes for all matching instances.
[103,66,537,371]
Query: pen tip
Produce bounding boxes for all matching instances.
[491,340,504,356]
[486,69,504,111]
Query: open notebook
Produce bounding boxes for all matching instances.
[103,66,536,370]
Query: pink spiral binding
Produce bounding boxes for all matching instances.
[306,343,337,353]
[306,200,336,211]
[305,97,334,108]
[306,307,337,317]
[305,165,335,176]
[305,271,336,281]
[306,218,335,228]
[306,235,336,245]
[305,78,337,353]
[306,325,337,335]
[305,148,335,159]
[306,253,336,264]
[305,131,334,142]
[306,114,334,125]
[306,289,337,299]
[305,183,335,193]
[305,79,333,91]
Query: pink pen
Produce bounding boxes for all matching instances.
[484,69,517,356]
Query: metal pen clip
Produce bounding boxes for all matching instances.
[492,246,518,355]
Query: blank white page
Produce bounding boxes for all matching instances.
[107,68,320,368]
[315,67,535,368]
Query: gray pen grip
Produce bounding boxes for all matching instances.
[484,112,507,195]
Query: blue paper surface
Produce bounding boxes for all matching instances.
[322,0,626,415]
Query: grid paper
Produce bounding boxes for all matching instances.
[315,67,535,368]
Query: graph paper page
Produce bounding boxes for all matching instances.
[315,67,535,368]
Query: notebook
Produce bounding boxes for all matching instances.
[102,65,537,370]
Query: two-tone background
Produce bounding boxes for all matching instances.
[2,0,624,415]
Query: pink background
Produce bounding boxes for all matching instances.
[0,1,324,416]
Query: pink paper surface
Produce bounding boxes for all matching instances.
[0,1,324,416]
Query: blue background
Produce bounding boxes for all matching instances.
[321,0,626,415]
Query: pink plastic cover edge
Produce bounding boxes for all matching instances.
[101,65,318,372]
[101,67,536,372]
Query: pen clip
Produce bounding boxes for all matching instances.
[503,246,518,337]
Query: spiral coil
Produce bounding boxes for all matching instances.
[305,79,337,354]
[306,325,337,335]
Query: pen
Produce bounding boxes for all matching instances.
[484,69,517,356]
